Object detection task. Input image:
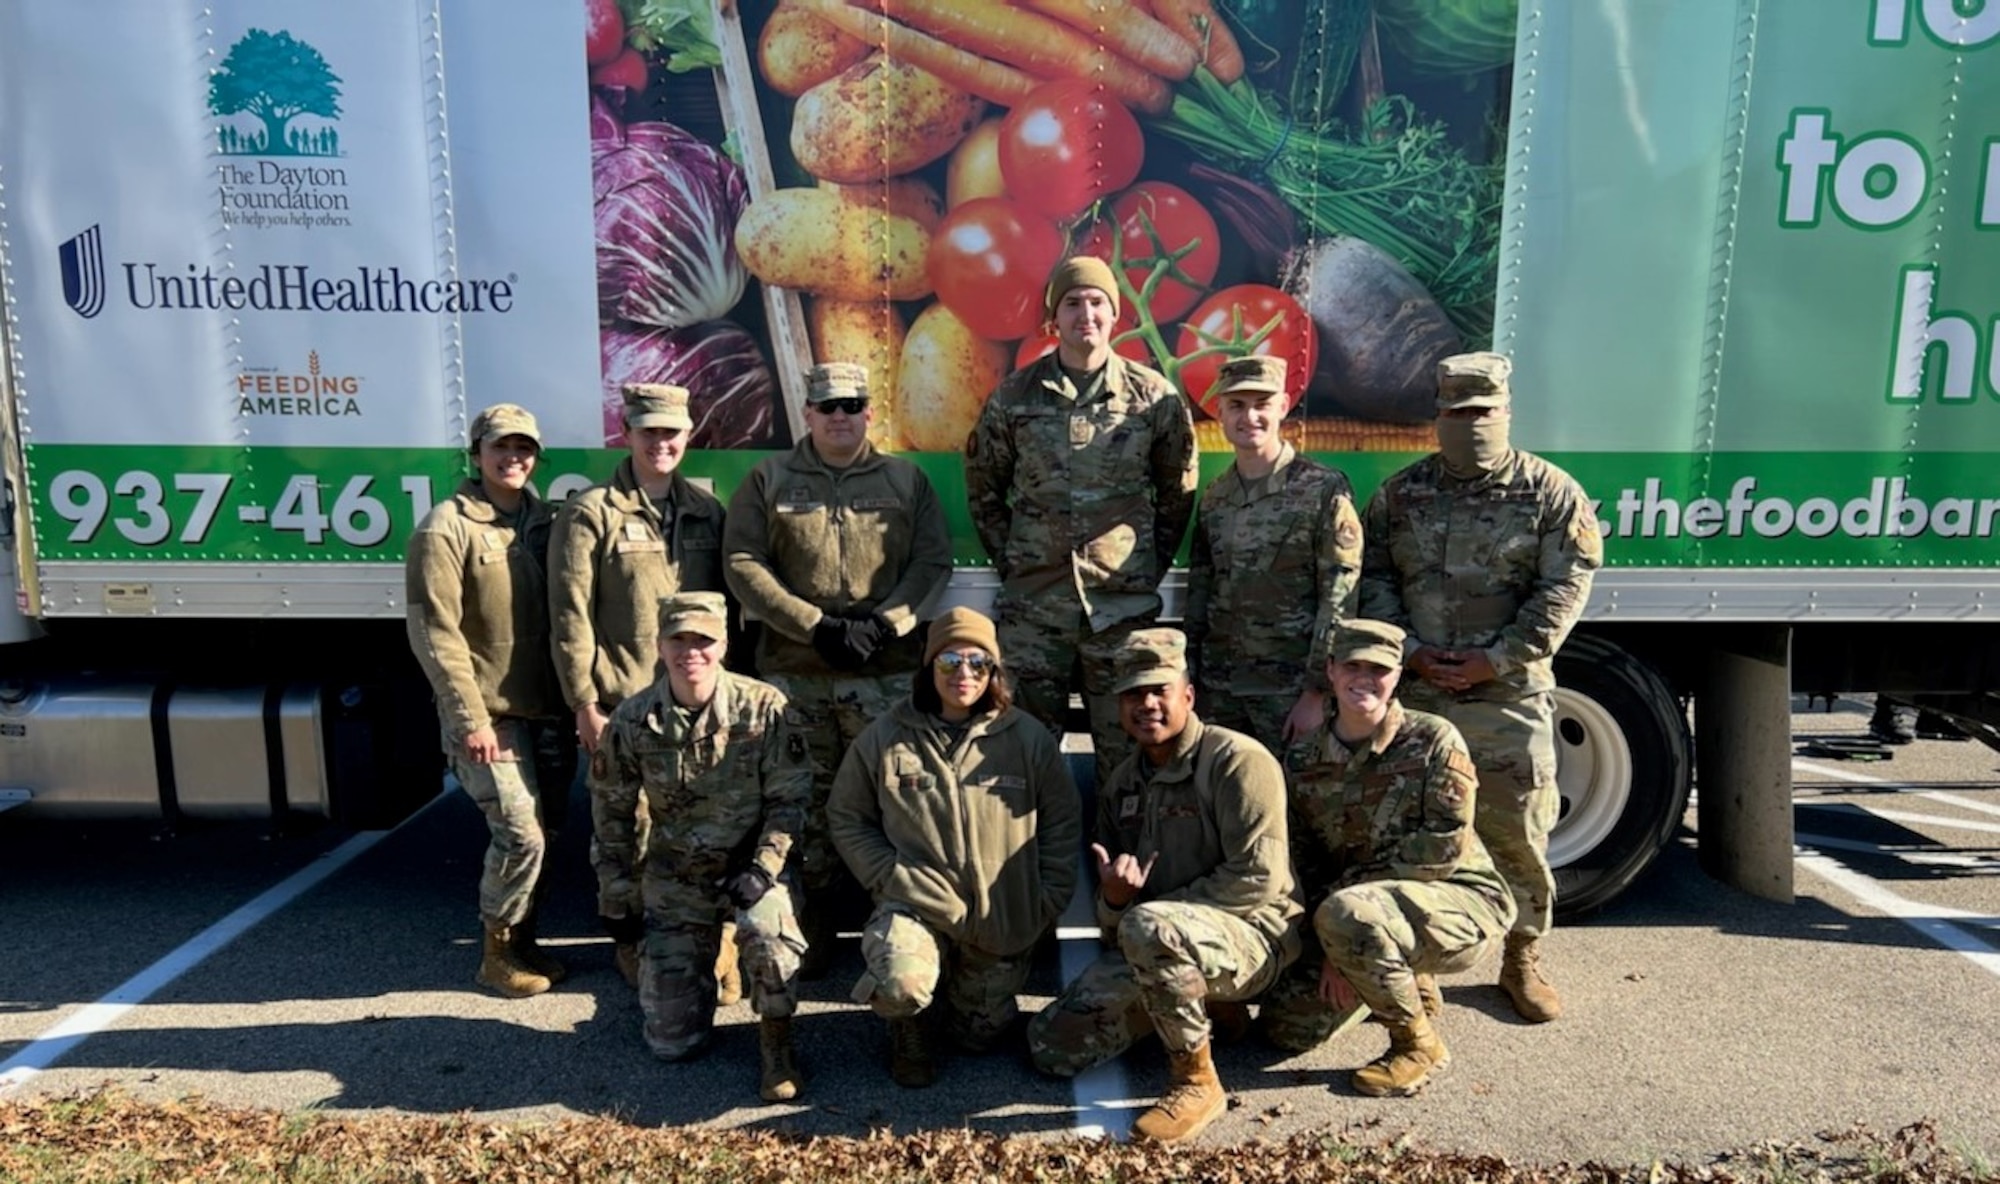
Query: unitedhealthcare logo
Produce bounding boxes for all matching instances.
[58,224,106,319]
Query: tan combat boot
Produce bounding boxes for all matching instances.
[1498,934,1563,1022]
[613,940,640,989]
[510,909,567,985]
[887,1016,936,1088]
[759,1017,803,1102]
[477,924,552,999]
[1133,1039,1227,1143]
[1352,1012,1450,1097]
[716,921,743,1007]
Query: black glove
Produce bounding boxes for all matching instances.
[812,618,863,670]
[842,613,894,665]
[722,864,776,911]
[600,913,643,945]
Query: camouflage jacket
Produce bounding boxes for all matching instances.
[593,669,810,916]
[963,353,1198,632]
[1287,702,1510,908]
[1186,445,1361,696]
[1094,715,1303,952]
[723,440,952,677]
[827,701,1081,956]
[405,479,561,738]
[549,459,726,712]
[1359,449,1601,701]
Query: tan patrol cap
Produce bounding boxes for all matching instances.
[806,362,868,404]
[1043,255,1120,319]
[657,591,727,641]
[1111,627,1190,693]
[1436,351,1512,411]
[622,383,694,431]
[1331,619,1407,668]
[469,403,542,448]
[1211,355,1287,400]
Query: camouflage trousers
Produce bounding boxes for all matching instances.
[995,595,1149,788]
[450,717,575,928]
[639,875,805,1061]
[762,671,906,894]
[585,749,648,923]
[1197,687,1309,765]
[1028,901,1287,1076]
[849,903,1034,1052]
[1258,880,1513,1049]
[1439,694,1559,938]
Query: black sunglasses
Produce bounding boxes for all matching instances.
[814,397,869,416]
[933,652,995,676]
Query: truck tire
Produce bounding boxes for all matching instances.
[1548,633,1692,917]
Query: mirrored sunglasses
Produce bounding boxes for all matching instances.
[814,397,869,416]
[933,652,995,676]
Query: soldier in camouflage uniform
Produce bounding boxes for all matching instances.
[1186,355,1361,758]
[1256,619,1514,1096]
[406,404,574,998]
[1028,628,1301,1144]
[826,607,1081,1087]
[551,384,733,994]
[1359,352,1601,1023]
[725,361,952,977]
[593,592,811,1103]
[964,256,1198,788]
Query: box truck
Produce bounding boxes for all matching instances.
[2,0,1993,913]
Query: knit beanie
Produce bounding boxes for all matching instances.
[1043,256,1120,319]
[924,606,1002,665]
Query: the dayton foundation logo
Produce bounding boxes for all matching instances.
[58,224,107,319]
[209,29,353,230]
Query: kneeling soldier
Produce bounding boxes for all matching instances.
[594,592,812,1102]
[1028,628,1301,1143]
[1259,619,1515,1096]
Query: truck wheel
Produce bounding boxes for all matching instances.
[1549,633,1691,917]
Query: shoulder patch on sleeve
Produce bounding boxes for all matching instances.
[1572,513,1604,562]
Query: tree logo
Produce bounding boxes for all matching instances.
[209,29,344,158]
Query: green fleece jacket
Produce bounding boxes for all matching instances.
[827,700,1081,956]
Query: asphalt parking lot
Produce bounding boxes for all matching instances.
[2,694,1997,1167]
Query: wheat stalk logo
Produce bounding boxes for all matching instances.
[309,351,321,377]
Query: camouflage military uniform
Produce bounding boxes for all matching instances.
[406,476,568,928]
[963,352,1198,785]
[1258,702,1516,1051]
[1186,443,1361,756]
[827,699,1080,1049]
[1359,448,1600,938]
[1028,713,1302,1076]
[550,458,727,908]
[594,668,811,1059]
[724,437,952,901]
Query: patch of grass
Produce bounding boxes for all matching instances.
[0,1088,1992,1184]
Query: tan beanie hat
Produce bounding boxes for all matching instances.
[924,606,1002,666]
[1043,255,1120,320]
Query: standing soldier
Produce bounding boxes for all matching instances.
[724,361,952,975]
[964,256,1198,787]
[550,383,732,993]
[594,591,811,1102]
[1185,355,1361,756]
[406,404,573,998]
[1257,619,1515,1095]
[1359,352,1601,1023]
[1028,628,1301,1144]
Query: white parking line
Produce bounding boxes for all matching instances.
[1790,760,2000,980]
[1798,801,2000,836]
[0,790,449,1096]
[1795,759,2000,818]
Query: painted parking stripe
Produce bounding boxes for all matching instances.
[1798,800,2000,836]
[1795,759,2000,819]
[0,790,450,1096]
